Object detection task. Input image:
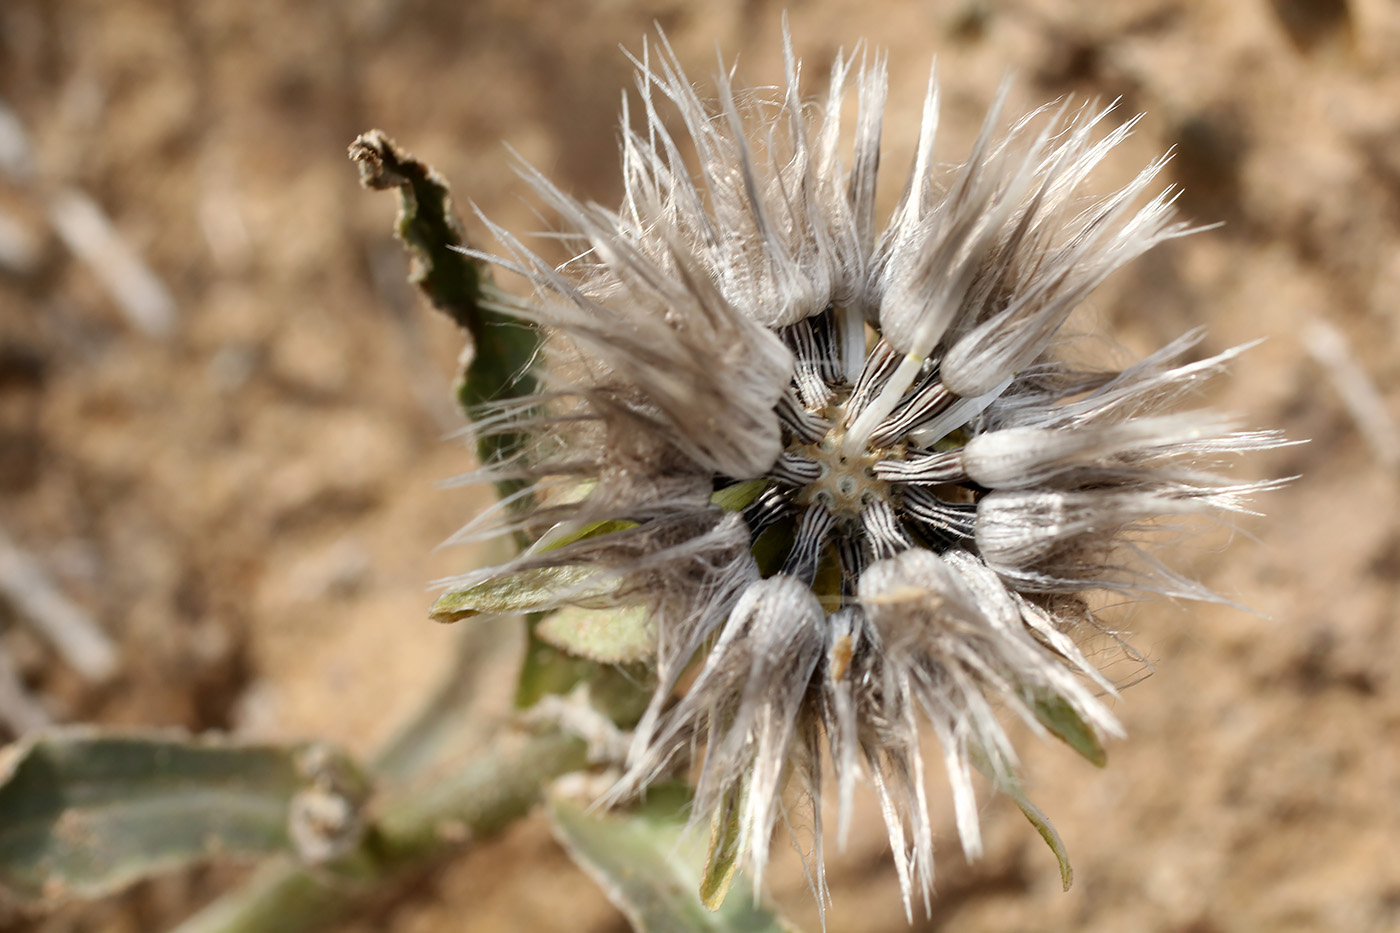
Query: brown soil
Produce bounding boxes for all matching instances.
[2,1,1398,931]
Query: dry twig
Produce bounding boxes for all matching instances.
[0,525,118,683]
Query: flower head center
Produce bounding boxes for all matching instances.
[794,406,892,520]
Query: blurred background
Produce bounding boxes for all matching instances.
[1,1,1398,930]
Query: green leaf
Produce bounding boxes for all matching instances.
[0,729,369,905]
[585,662,658,729]
[1029,690,1107,767]
[528,519,639,556]
[750,520,795,578]
[548,788,795,933]
[969,744,1074,892]
[513,519,643,706]
[349,130,540,504]
[514,626,596,709]
[1010,783,1074,892]
[698,784,744,911]
[537,605,652,664]
[710,480,768,513]
[430,565,615,623]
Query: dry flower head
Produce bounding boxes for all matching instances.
[442,28,1286,914]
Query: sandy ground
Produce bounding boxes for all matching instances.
[2,1,1399,931]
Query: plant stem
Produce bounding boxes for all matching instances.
[169,726,588,933]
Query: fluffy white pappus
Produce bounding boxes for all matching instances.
[452,27,1289,916]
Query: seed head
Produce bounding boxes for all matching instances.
[447,30,1285,912]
